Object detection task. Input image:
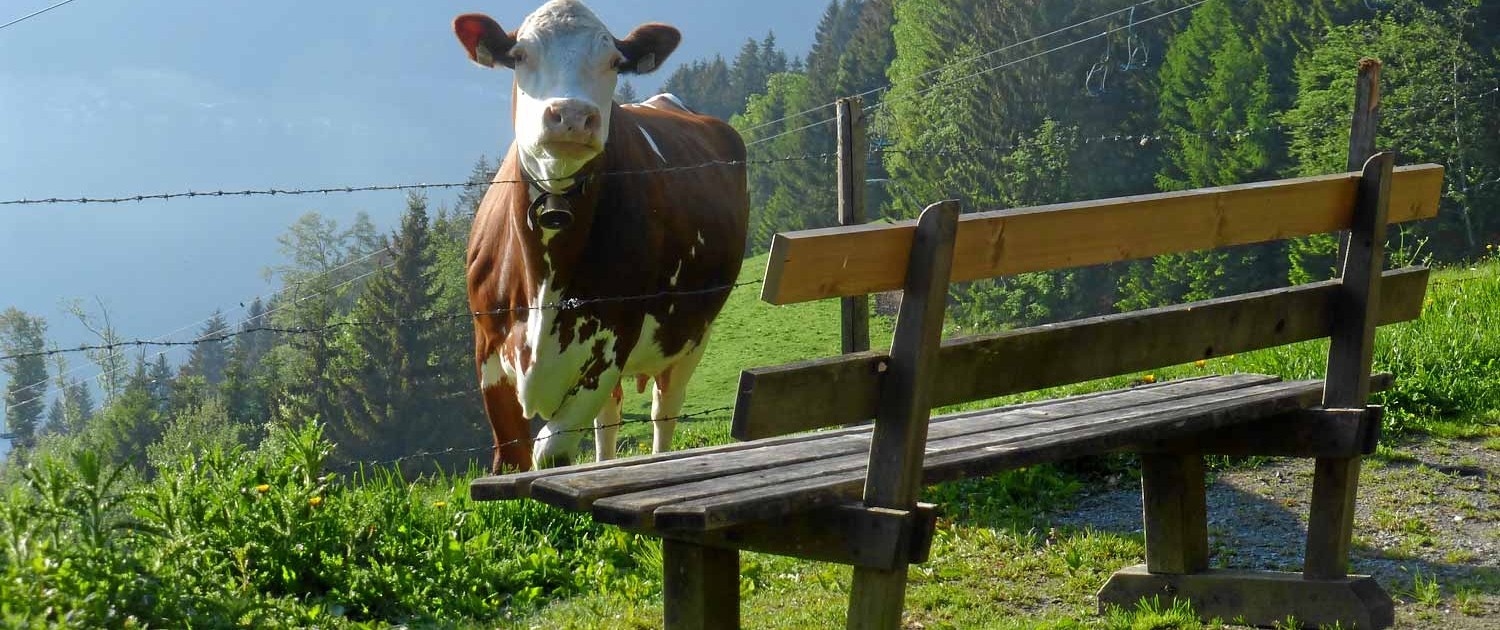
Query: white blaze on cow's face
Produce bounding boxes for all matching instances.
[454,1,680,191]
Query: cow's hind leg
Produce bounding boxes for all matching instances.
[652,334,710,454]
[594,381,624,461]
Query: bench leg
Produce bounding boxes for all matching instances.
[1140,453,1209,574]
[662,540,740,630]
[1304,455,1361,579]
[1099,454,1393,628]
[847,565,909,630]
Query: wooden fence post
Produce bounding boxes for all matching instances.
[1338,58,1382,264]
[847,200,959,629]
[837,96,871,355]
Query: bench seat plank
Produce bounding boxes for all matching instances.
[590,375,1279,527]
[467,373,1232,501]
[471,373,1245,501]
[650,379,1332,531]
[531,374,1278,511]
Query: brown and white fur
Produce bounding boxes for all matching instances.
[455,1,748,471]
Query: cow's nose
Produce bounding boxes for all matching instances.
[543,100,601,135]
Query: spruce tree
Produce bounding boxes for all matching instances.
[1,308,49,449]
[186,310,231,386]
[328,193,486,468]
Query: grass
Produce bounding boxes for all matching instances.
[2,259,1495,628]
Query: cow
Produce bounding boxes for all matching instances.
[453,0,748,472]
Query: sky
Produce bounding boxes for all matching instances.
[0,0,829,436]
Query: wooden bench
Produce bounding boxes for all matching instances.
[470,153,1442,630]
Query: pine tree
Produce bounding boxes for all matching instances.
[327,193,485,468]
[147,354,173,416]
[615,79,639,104]
[96,360,164,470]
[186,310,231,386]
[456,156,497,216]
[1,308,48,450]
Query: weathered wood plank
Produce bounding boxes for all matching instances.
[589,375,1280,527]
[1132,407,1381,458]
[847,199,959,630]
[736,267,1426,440]
[473,373,1250,502]
[662,541,740,630]
[1141,454,1209,574]
[633,503,936,571]
[1308,152,1393,581]
[837,97,870,355]
[1097,566,1394,630]
[761,164,1442,305]
[658,380,1329,531]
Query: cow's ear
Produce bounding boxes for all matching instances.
[615,23,680,75]
[454,13,517,69]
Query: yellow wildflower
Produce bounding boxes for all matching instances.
[1142,374,1157,384]
[1193,359,1207,369]
[1227,354,1237,360]
[1425,298,1436,308]
[308,496,323,507]
[255,484,270,493]
[433,501,448,508]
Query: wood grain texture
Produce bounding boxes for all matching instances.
[594,375,1279,529]
[837,97,870,355]
[1131,406,1381,458]
[631,503,936,570]
[735,267,1427,440]
[863,200,959,510]
[662,541,740,630]
[1097,566,1394,630]
[660,379,1331,531]
[1308,152,1393,581]
[475,374,1253,502]
[1141,454,1209,574]
[760,164,1442,305]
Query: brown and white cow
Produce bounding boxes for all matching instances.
[454,0,748,472]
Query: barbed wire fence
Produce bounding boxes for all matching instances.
[4,0,1495,476]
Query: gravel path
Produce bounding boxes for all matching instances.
[1054,436,1500,628]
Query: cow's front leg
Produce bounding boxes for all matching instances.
[534,369,622,469]
[594,381,624,461]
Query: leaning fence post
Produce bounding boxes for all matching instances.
[1338,58,1381,264]
[837,96,870,355]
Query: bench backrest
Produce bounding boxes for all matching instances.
[733,159,1442,441]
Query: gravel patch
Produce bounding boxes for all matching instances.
[1053,436,1500,628]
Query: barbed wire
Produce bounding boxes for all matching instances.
[0,155,830,207]
[329,404,736,474]
[2,256,395,413]
[0,280,764,362]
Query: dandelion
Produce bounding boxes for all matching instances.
[433,501,448,508]
[308,496,323,507]
[1193,359,1207,369]
[1142,374,1157,384]
[1227,354,1237,360]
[1425,298,1436,308]
[255,484,270,493]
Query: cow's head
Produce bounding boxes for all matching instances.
[454,1,679,190]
